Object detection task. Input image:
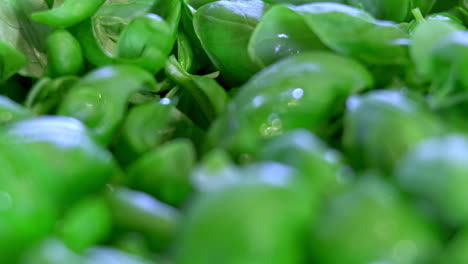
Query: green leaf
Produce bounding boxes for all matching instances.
[248,4,327,67]
[106,187,180,250]
[177,31,195,72]
[0,95,32,126]
[176,171,312,264]
[343,90,443,173]
[290,2,410,65]
[310,176,442,264]
[206,52,373,157]
[0,0,51,77]
[0,41,26,81]
[116,14,172,74]
[21,238,84,264]
[72,0,160,66]
[165,56,228,130]
[25,75,79,115]
[0,116,116,206]
[428,31,468,108]
[112,99,174,165]
[396,134,468,225]
[346,0,412,22]
[410,20,463,79]
[193,0,268,85]
[127,139,195,207]
[59,196,111,253]
[31,0,106,28]
[57,65,157,145]
[72,0,180,74]
[46,29,84,77]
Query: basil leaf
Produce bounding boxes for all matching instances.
[0,0,50,77]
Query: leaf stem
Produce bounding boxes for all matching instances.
[411,8,425,23]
